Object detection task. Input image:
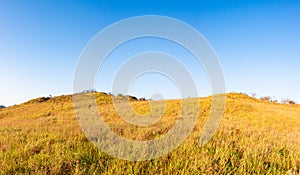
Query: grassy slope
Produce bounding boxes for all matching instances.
[0,93,300,174]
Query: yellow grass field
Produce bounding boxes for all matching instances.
[0,92,300,174]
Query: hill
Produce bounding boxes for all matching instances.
[0,105,5,109]
[0,92,299,174]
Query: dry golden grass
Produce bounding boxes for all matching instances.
[0,92,300,174]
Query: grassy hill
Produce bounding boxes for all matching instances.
[0,92,300,174]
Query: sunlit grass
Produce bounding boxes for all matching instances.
[0,92,300,174]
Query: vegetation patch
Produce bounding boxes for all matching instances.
[0,92,299,174]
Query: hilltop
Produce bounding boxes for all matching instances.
[0,92,299,174]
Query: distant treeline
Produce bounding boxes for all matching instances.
[73,89,147,101]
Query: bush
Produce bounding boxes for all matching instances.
[281,99,296,105]
[139,97,146,101]
[260,96,272,102]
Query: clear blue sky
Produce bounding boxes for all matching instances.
[0,0,299,106]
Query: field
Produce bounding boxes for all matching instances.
[0,92,300,174]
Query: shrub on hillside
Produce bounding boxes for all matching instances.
[281,99,296,105]
[139,97,146,101]
[260,96,272,102]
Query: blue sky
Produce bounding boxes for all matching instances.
[0,0,299,106]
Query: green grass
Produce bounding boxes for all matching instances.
[0,92,300,174]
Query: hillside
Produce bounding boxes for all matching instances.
[0,92,300,174]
